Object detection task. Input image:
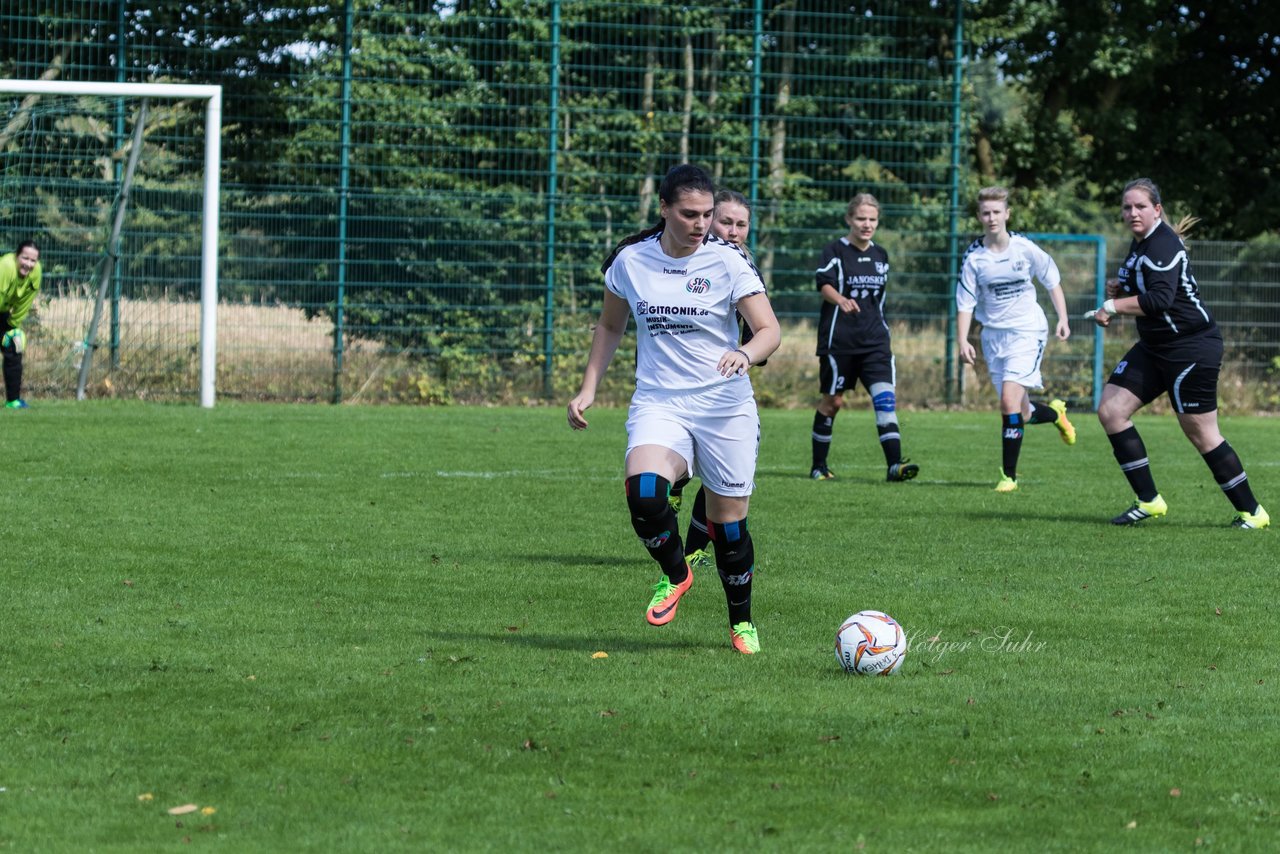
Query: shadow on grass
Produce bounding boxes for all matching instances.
[420,627,713,654]
[755,467,992,488]
[522,552,632,568]
[958,507,1226,529]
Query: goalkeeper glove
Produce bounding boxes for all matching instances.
[1,328,24,354]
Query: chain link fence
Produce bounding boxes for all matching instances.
[3,2,1278,409]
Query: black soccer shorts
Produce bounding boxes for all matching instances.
[818,347,895,397]
[1106,331,1224,415]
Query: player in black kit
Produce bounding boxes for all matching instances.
[1090,178,1269,528]
[810,193,919,483]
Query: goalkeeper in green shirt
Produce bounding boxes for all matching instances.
[0,241,42,409]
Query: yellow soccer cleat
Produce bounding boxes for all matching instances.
[1232,505,1270,529]
[1111,494,1168,525]
[995,472,1018,493]
[1049,399,1076,446]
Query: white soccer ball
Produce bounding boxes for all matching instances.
[835,610,907,675]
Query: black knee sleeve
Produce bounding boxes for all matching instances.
[625,473,684,575]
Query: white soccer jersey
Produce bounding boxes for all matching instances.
[956,233,1061,334]
[606,234,766,393]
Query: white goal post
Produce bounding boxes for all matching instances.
[0,79,222,408]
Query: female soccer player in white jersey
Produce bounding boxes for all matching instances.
[956,186,1076,492]
[567,165,781,654]
[1089,178,1268,528]
[668,189,757,577]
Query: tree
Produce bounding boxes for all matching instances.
[971,0,1280,238]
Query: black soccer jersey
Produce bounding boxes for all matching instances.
[1117,219,1215,347]
[814,238,891,356]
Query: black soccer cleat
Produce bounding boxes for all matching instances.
[886,460,919,482]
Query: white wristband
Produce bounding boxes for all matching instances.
[1103,299,1117,315]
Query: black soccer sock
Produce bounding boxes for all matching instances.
[1027,401,1057,424]
[670,476,690,500]
[624,473,687,583]
[709,517,754,626]
[812,410,835,469]
[877,424,902,467]
[1,345,21,403]
[1107,426,1159,502]
[1001,412,1024,479]
[1201,440,1261,513]
[684,487,711,554]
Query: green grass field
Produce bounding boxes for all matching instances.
[2,401,1277,851]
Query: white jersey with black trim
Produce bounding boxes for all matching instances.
[956,233,1061,335]
[606,233,766,394]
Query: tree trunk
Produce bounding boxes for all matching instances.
[974,127,996,184]
[761,3,796,286]
[637,12,658,222]
[679,34,694,164]
[705,26,723,182]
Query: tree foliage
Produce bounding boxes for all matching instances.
[2,0,1277,390]
[969,0,1280,237]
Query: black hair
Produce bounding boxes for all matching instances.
[601,164,715,274]
[16,240,39,256]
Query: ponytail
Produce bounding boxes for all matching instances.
[601,222,663,275]
[1170,214,1200,241]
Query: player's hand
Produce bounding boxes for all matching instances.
[1105,278,1121,300]
[1090,309,1112,328]
[718,348,751,377]
[1055,317,1071,341]
[567,392,594,430]
[959,341,976,366]
[841,297,860,314]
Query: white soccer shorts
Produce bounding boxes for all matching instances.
[625,383,760,497]
[980,327,1046,390]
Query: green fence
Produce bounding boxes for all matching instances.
[2,2,1279,410]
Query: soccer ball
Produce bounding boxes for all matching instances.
[835,610,907,675]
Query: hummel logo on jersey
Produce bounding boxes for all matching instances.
[686,277,711,294]
[720,479,746,489]
[662,266,687,275]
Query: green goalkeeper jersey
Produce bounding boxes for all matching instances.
[0,252,42,327]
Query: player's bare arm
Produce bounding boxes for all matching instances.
[722,292,780,377]
[568,292,630,429]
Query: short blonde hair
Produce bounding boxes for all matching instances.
[977,186,1010,208]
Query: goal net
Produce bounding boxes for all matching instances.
[0,80,221,406]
